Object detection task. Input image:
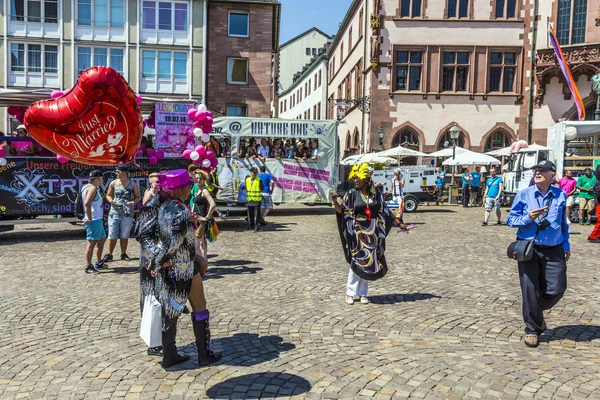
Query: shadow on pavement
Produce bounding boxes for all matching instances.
[413,209,456,213]
[0,228,83,243]
[211,333,296,367]
[219,221,297,233]
[206,372,311,399]
[368,293,441,304]
[204,264,263,280]
[102,266,139,274]
[541,324,600,343]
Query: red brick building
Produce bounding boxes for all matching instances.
[206,0,281,118]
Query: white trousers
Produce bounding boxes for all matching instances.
[346,268,369,297]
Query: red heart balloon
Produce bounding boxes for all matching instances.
[24,67,143,166]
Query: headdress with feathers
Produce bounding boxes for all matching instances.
[349,163,370,181]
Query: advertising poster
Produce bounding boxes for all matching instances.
[154,102,196,158]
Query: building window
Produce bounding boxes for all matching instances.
[312,48,317,55]
[349,27,353,47]
[355,63,362,98]
[228,11,248,37]
[318,70,322,87]
[78,0,125,27]
[227,104,247,116]
[484,130,511,151]
[11,0,58,23]
[442,51,469,92]
[10,43,58,74]
[77,46,124,75]
[438,130,465,149]
[142,1,187,31]
[495,0,517,18]
[447,0,469,18]
[306,47,311,55]
[359,8,363,37]
[317,102,321,119]
[314,74,317,90]
[400,0,422,17]
[341,42,344,61]
[395,50,422,91]
[142,50,187,82]
[489,52,516,92]
[557,0,587,45]
[227,58,248,84]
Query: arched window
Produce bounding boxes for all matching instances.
[437,131,465,150]
[353,129,360,149]
[484,130,511,151]
[392,129,420,150]
[345,131,351,150]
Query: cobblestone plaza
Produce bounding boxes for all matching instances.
[1,206,600,399]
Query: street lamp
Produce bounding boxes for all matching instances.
[448,124,461,186]
[378,127,384,147]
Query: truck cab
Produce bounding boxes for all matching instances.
[503,148,553,204]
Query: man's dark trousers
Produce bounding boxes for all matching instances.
[462,185,470,206]
[246,203,260,229]
[517,244,567,334]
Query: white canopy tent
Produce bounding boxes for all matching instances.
[376,145,427,157]
[341,153,397,165]
[442,152,501,166]
[427,146,473,158]
[485,143,552,156]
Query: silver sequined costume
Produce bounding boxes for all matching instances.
[138,193,196,323]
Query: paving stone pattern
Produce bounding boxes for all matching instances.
[1,206,600,399]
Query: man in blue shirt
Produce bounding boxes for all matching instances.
[461,168,471,207]
[481,167,503,226]
[258,165,274,225]
[506,160,570,348]
[435,167,446,206]
[469,166,481,206]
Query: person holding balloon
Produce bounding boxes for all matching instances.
[104,165,141,263]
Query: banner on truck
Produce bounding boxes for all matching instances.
[0,157,188,216]
[154,102,196,158]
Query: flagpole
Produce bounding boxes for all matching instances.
[526,0,539,144]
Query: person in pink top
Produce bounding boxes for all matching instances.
[10,125,37,156]
[559,170,577,225]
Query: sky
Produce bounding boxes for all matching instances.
[279,0,354,45]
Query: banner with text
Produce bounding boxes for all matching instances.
[154,102,196,158]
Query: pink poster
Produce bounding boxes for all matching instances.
[154,102,196,158]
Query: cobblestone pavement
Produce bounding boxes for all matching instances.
[1,205,600,399]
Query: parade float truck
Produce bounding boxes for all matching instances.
[0,117,339,232]
[209,117,340,208]
[503,121,600,205]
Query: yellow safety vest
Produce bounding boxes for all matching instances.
[245,176,263,202]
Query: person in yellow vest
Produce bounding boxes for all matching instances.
[245,167,264,232]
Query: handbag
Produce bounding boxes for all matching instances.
[140,295,162,347]
[506,192,553,262]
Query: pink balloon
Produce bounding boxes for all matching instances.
[205,150,215,159]
[0,147,5,158]
[195,111,206,121]
[155,150,165,159]
[136,94,143,104]
[7,106,17,115]
[187,108,198,119]
[210,157,218,167]
[194,121,203,129]
[146,149,155,157]
[207,111,213,118]
[205,116,213,124]
[195,145,206,155]
[202,167,211,173]
[202,125,212,134]
[56,155,69,164]
[50,90,64,99]
[182,149,193,159]
[149,156,158,165]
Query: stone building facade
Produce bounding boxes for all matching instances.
[200,0,280,118]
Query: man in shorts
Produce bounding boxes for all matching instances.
[258,165,274,224]
[558,169,577,227]
[481,167,503,226]
[82,170,107,274]
[576,168,597,225]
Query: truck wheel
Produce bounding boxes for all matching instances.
[404,196,418,213]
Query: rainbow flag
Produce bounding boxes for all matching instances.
[548,23,585,120]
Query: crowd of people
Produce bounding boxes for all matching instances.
[237,137,319,161]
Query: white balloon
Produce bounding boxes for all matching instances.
[0,157,6,166]
[193,128,203,137]
[190,151,200,161]
[202,159,211,168]
[564,126,578,141]
[201,133,210,143]
[198,104,207,113]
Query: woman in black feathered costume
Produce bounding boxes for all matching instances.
[137,169,221,368]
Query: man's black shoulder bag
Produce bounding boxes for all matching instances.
[507,192,553,262]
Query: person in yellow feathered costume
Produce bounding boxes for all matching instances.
[331,163,408,305]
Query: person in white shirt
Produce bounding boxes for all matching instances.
[82,170,107,274]
[257,139,270,161]
[310,140,319,160]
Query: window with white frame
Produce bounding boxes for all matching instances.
[227,104,247,116]
[142,50,187,81]
[228,12,248,37]
[11,0,58,23]
[78,0,124,27]
[143,1,187,31]
[77,46,124,75]
[10,43,58,74]
[227,58,248,84]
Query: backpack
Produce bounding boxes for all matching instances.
[74,184,91,220]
